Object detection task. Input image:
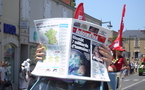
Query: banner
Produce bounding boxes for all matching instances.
[74,3,86,21]
[109,4,126,49]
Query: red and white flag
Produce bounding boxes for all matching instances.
[74,3,86,21]
[109,4,126,50]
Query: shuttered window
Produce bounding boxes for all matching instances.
[134,38,140,47]
[62,7,67,17]
[0,0,2,15]
[44,0,52,18]
[21,0,30,20]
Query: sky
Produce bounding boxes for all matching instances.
[75,0,145,32]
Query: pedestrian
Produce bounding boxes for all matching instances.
[19,62,28,90]
[35,43,112,90]
[134,62,139,73]
[0,61,6,90]
[25,58,31,78]
[108,46,130,90]
[19,62,26,90]
[4,72,13,90]
[19,61,31,90]
[141,57,145,62]
[108,46,130,72]
[130,62,134,74]
[121,68,128,78]
[19,68,24,90]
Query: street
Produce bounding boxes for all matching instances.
[121,73,145,90]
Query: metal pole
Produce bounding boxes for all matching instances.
[101,21,113,29]
[128,35,131,75]
[129,36,130,64]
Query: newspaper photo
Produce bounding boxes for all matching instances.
[31,18,111,81]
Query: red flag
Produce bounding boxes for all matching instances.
[74,3,86,21]
[109,4,126,50]
[109,30,120,50]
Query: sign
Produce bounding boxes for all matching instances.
[3,23,18,36]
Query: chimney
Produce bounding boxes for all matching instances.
[62,0,71,5]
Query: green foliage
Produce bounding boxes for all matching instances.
[71,0,76,7]
[112,36,117,42]
[112,36,126,42]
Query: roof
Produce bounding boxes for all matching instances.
[141,30,145,34]
[123,30,145,38]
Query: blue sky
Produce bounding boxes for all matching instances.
[76,0,145,32]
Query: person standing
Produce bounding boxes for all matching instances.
[25,59,31,90]
[19,62,27,90]
[141,57,145,62]
[19,61,31,90]
[0,61,6,90]
[35,44,112,90]
[4,72,13,90]
[121,68,128,78]
[130,62,134,74]
[19,68,24,90]
[25,59,31,78]
[108,46,130,72]
[134,62,139,73]
[108,46,130,90]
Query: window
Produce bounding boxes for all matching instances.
[134,52,139,58]
[44,0,52,18]
[21,0,30,20]
[4,44,15,83]
[0,0,2,15]
[62,7,67,17]
[134,37,139,47]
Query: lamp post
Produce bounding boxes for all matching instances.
[128,35,137,63]
[101,21,113,29]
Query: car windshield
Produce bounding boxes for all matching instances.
[30,77,102,90]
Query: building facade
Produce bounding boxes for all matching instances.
[106,30,118,46]
[0,0,20,89]
[0,0,102,89]
[20,0,102,65]
[123,30,145,63]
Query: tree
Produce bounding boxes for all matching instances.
[112,36,126,42]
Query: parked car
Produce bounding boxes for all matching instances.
[138,62,145,76]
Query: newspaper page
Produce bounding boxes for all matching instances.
[31,18,111,81]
